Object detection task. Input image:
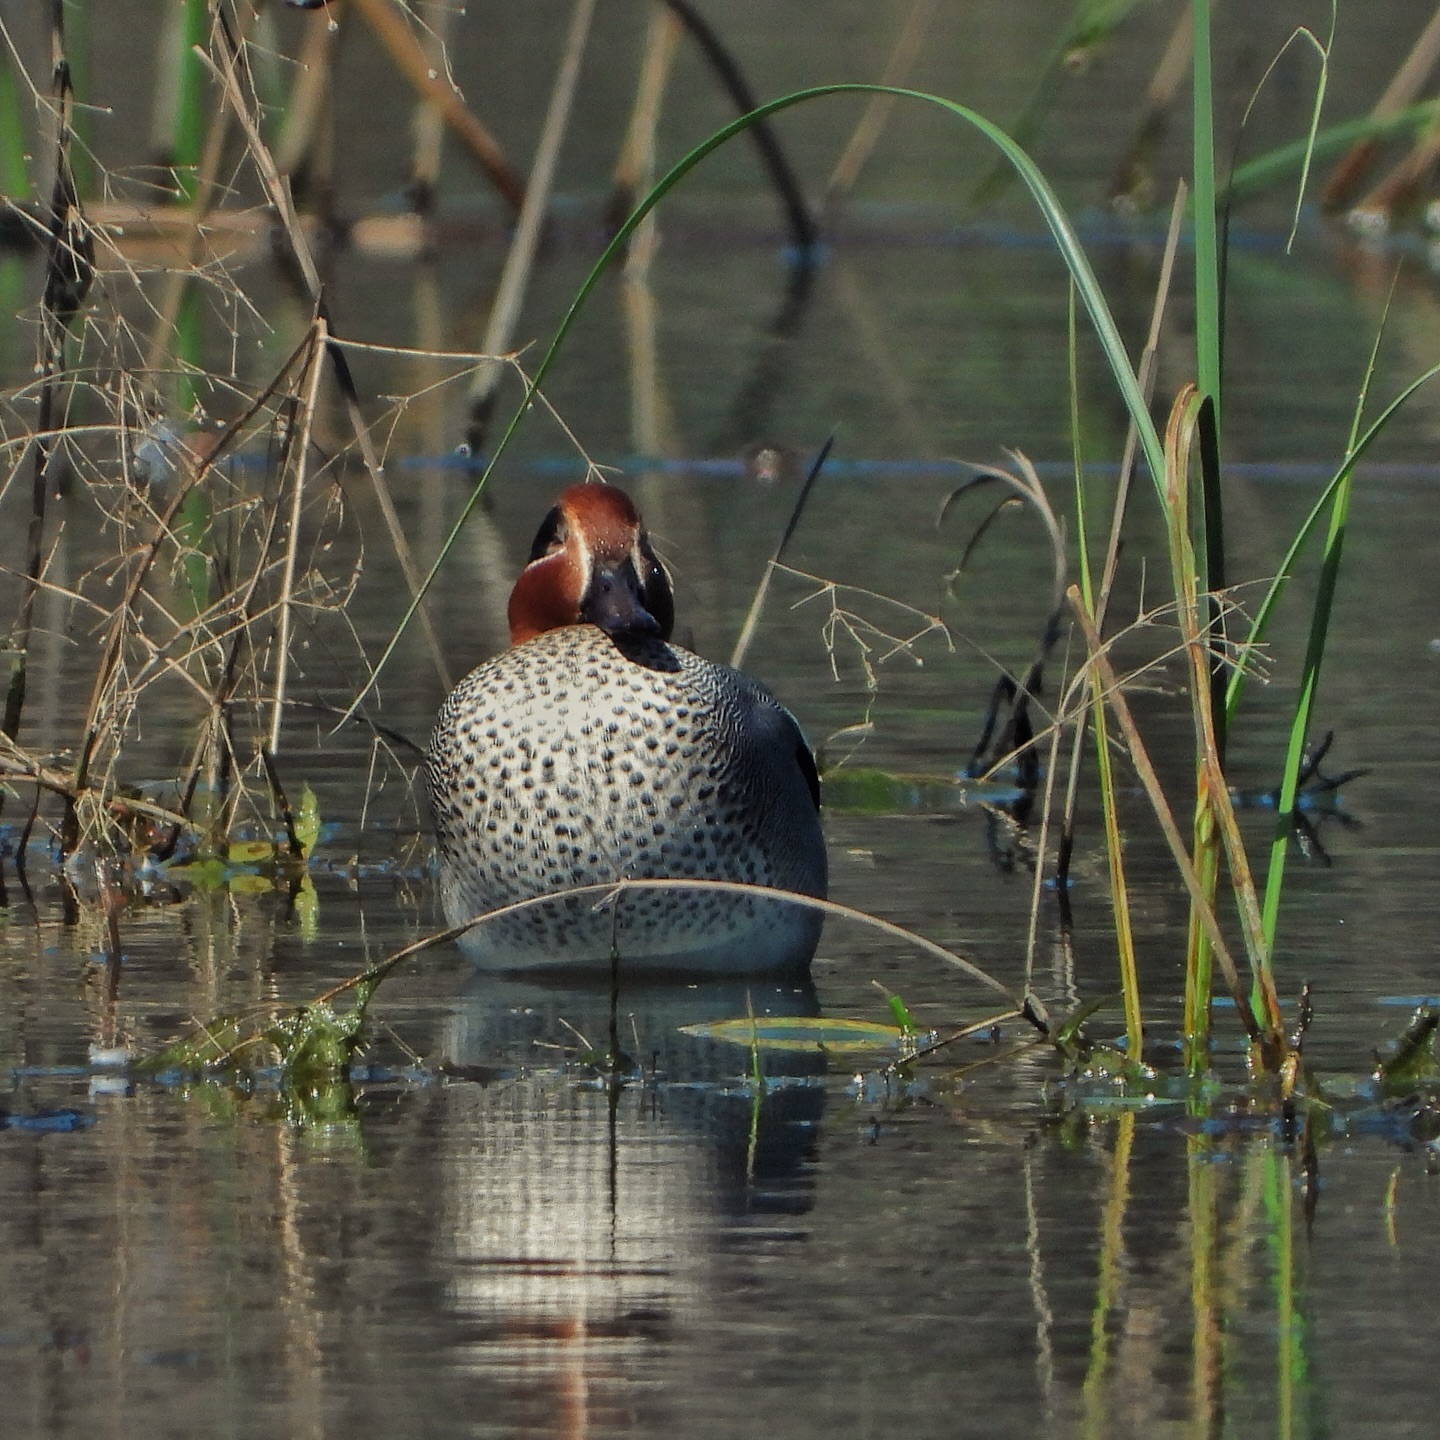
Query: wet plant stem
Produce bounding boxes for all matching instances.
[269,318,328,755]
[1069,286,1142,1060]
[1067,589,1282,1063]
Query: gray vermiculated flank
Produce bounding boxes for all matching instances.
[425,625,827,971]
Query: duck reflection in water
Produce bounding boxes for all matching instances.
[437,973,826,1422]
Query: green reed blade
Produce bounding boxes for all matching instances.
[0,47,31,200]
[1192,0,1221,424]
[174,0,208,202]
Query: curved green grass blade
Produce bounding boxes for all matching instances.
[342,82,1166,720]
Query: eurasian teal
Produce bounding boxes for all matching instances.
[425,483,827,972]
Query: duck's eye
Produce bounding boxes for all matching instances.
[527,507,568,562]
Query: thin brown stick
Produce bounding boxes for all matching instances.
[314,876,1036,1018]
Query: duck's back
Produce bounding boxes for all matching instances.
[425,625,826,972]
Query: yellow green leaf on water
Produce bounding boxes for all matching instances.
[227,839,275,865]
[679,1015,908,1053]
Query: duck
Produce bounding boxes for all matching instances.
[425,482,827,973]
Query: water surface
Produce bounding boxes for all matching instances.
[4,4,1440,1436]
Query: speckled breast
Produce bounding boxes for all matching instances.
[425,625,827,972]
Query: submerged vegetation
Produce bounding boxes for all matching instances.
[1,2,1439,1157]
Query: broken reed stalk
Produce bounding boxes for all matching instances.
[464,0,598,451]
[613,1,678,457]
[611,4,682,222]
[824,0,939,213]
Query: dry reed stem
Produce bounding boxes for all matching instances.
[612,5,681,213]
[824,0,939,212]
[466,0,599,443]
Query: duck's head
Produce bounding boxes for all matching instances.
[508,483,675,646]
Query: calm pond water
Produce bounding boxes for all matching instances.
[4,3,1440,1436]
